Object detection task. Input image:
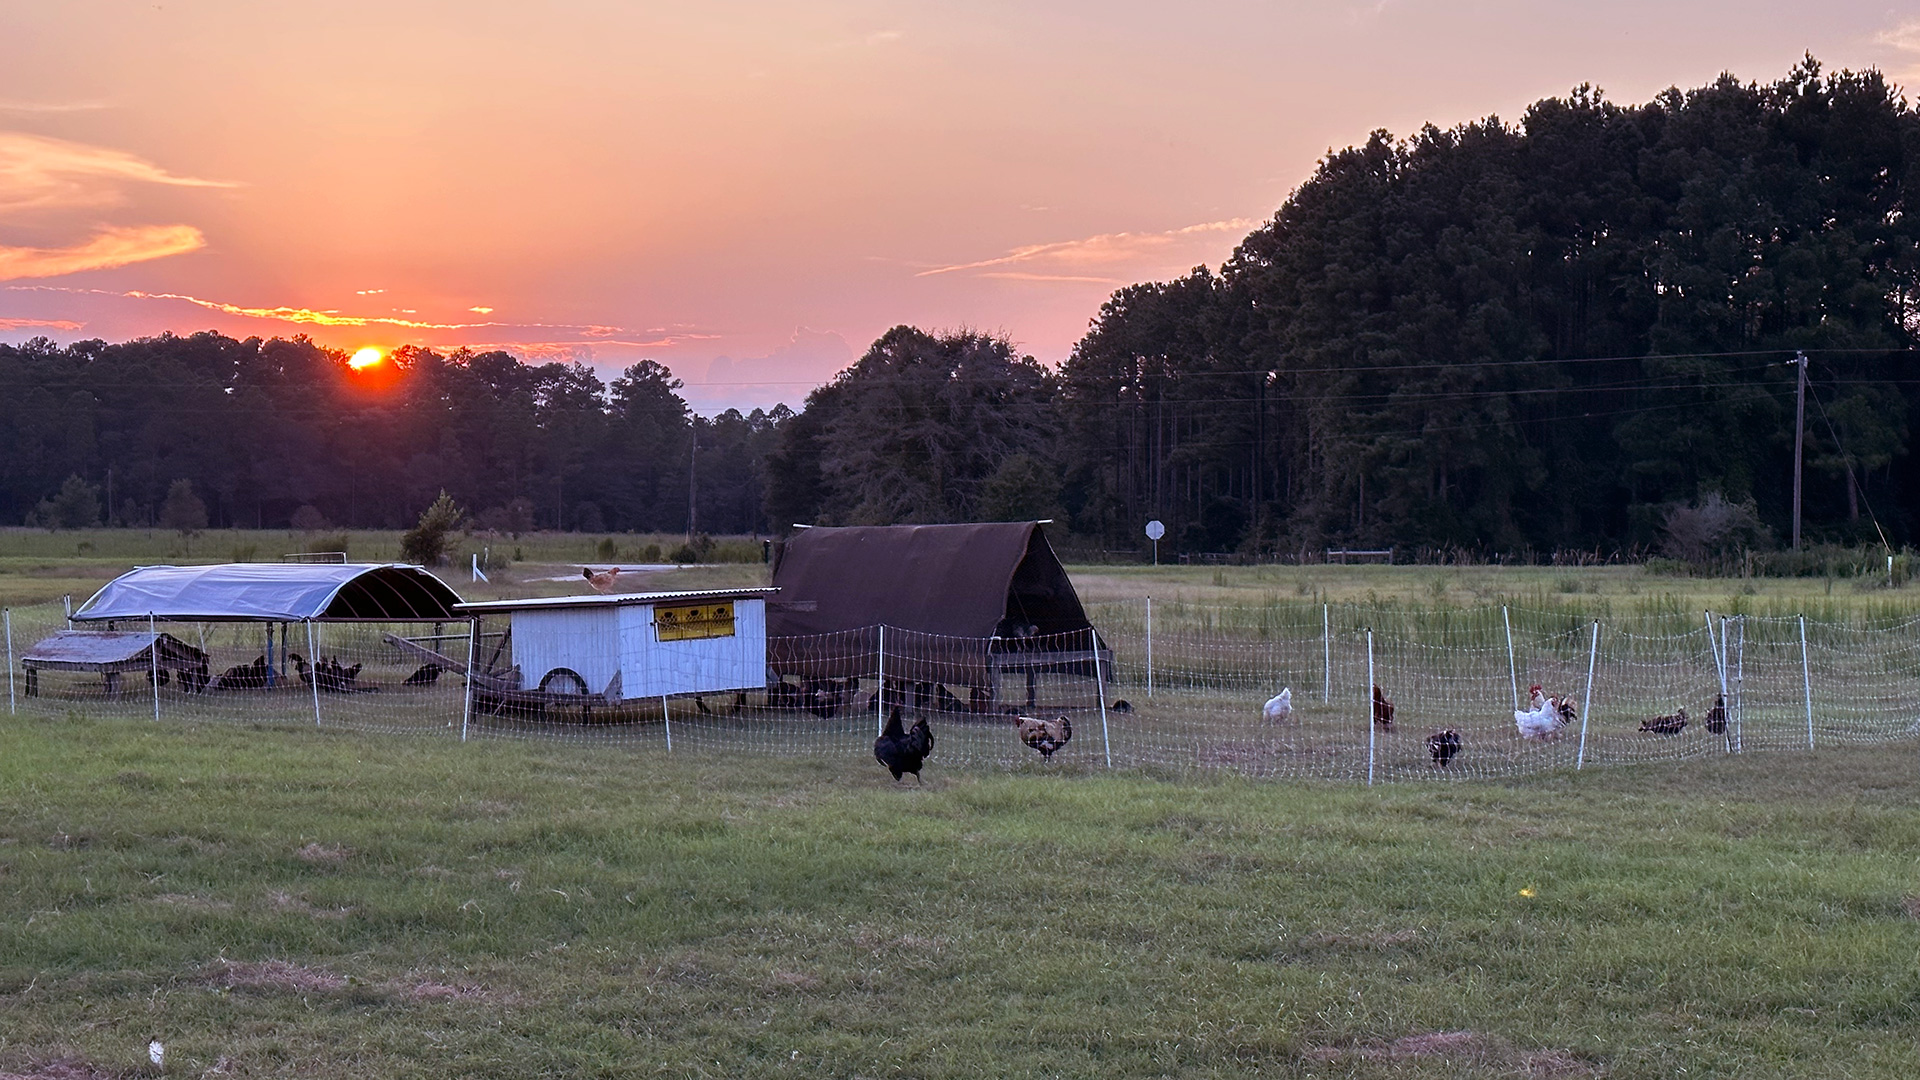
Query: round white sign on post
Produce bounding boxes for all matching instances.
[1145,520,1165,540]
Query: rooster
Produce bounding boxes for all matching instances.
[582,566,621,593]
[1704,693,1727,734]
[1017,712,1073,761]
[873,705,934,783]
[1263,687,1292,723]
[1371,685,1394,729]
[1426,728,1461,768]
[1513,684,1571,741]
[1640,708,1688,735]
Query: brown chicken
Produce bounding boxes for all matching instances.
[1017,713,1073,761]
[1640,707,1688,735]
[582,566,621,593]
[1372,684,1394,729]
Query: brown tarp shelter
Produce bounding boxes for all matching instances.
[766,522,1106,709]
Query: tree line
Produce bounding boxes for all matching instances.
[0,335,784,536]
[5,59,1918,557]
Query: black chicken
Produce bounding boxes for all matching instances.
[873,705,934,783]
[1704,693,1727,734]
[1426,728,1461,768]
[402,663,443,687]
[1372,684,1395,729]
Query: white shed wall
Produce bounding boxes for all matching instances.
[509,598,767,699]
[511,608,622,695]
[617,598,766,698]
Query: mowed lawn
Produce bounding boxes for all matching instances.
[2,714,1917,1079]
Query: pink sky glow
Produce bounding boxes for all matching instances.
[2,1,1916,412]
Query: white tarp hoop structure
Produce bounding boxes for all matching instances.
[72,563,465,623]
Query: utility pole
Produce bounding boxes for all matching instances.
[687,429,698,542]
[1792,350,1808,551]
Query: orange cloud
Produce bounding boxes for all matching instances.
[0,132,237,214]
[0,315,85,331]
[0,224,207,281]
[916,218,1260,278]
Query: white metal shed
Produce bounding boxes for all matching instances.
[454,588,777,700]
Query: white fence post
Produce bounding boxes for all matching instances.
[1092,627,1112,769]
[5,608,14,715]
[149,613,161,723]
[1322,603,1332,703]
[306,620,323,729]
[1712,614,1733,753]
[1576,620,1598,770]
[1365,627,1376,786]
[876,625,887,738]
[1145,596,1153,698]
[1799,614,1814,750]
[661,695,672,752]
[460,619,477,741]
[1503,605,1518,710]
[1733,616,1746,753]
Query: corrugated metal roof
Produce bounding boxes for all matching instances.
[73,563,465,622]
[455,587,778,614]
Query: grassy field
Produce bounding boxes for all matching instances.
[0,713,1915,1078]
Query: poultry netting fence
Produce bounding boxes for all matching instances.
[6,598,1918,781]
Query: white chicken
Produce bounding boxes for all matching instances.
[1513,683,1570,741]
[1263,686,1292,722]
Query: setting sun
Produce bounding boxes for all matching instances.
[348,346,384,370]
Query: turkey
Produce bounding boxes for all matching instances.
[1263,687,1292,723]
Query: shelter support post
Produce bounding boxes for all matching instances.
[1092,627,1112,769]
[1799,614,1814,750]
[1503,606,1518,710]
[305,621,323,729]
[460,619,478,742]
[1576,621,1599,769]
[149,613,161,723]
[1365,628,1375,786]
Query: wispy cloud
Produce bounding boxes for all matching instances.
[0,132,237,215]
[0,224,206,281]
[915,218,1260,279]
[0,100,111,114]
[4,284,709,346]
[1877,19,1920,80]
[0,315,85,331]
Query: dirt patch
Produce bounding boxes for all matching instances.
[294,842,350,866]
[0,1057,125,1080]
[1902,895,1920,921]
[267,890,353,919]
[205,958,347,995]
[45,833,90,852]
[389,978,488,1002]
[1306,1030,1602,1076]
[766,970,820,991]
[151,893,233,912]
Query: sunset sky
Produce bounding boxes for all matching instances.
[2,2,1916,412]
